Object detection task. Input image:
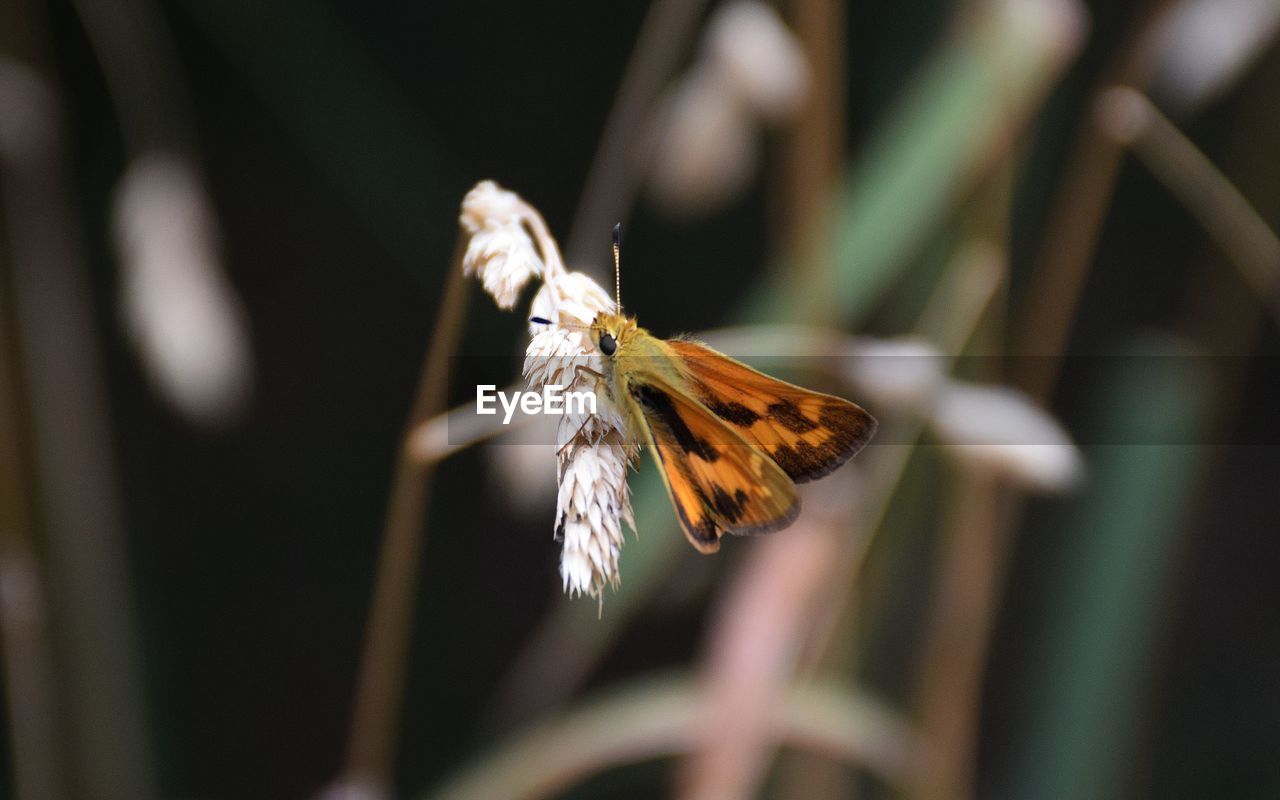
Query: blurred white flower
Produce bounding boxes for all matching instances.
[706,0,809,121]
[113,151,253,426]
[1148,0,1280,115]
[648,65,759,217]
[487,416,558,513]
[460,181,636,600]
[647,0,809,216]
[845,336,948,410]
[929,382,1084,492]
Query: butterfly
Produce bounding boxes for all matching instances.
[536,226,876,553]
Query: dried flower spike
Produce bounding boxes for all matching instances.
[459,180,546,308]
[461,180,636,600]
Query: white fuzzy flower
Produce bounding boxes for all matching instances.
[527,272,616,336]
[460,180,636,599]
[463,226,542,308]
[460,179,530,233]
[522,277,634,598]
[556,433,635,597]
[113,151,253,425]
[459,180,544,308]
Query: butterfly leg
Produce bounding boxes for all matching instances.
[557,416,594,456]
[572,364,606,383]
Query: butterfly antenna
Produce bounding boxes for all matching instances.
[530,316,590,333]
[612,222,622,311]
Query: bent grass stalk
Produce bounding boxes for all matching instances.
[424,675,913,800]
[1095,86,1280,325]
[341,240,469,789]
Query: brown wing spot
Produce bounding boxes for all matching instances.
[820,401,876,445]
[674,499,720,551]
[704,397,761,427]
[631,383,720,462]
[821,402,876,452]
[768,401,819,433]
[710,486,751,523]
[767,402,878,483]
[770,442,816,478]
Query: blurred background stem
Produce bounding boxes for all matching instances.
[675,475,862,800]
[71,0,197,154]
[906,160,1017,800]
[427,675,912,800]
[565,0,710,272]
[909,471,1013,800]
[1004,337,1211,798]
[1015,0,1176,400]
[1096,87,1280,324]
[780,0,846,321]
[341,241,469,789]
[0,220,68,800]
[810,240,1006,675]
[0,58,158,800]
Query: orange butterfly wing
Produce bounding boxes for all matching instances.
[627,378,799,554]
[667,339,876,482]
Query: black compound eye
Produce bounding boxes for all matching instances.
[598,333,617,356]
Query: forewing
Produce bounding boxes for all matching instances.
[668,339,876,483]
[626,378,799,553]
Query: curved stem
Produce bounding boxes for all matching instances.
[341,239,470,788]
[565,0,711,272]
[0,60,158,800]
[1096,87,1280,324]
[424,675,913,800]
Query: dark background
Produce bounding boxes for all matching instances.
[2,0,1278,798]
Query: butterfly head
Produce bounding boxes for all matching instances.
[589,311,637,358]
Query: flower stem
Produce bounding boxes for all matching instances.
[425,675,913,800]
[565,0,711,271]
[342,239,470,788]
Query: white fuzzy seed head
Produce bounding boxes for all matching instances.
[459,180,636,600]
[522,275,634,599]
[459,180,545,308]
[556,432,636,598]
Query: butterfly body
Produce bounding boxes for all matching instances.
[587,311,876,553]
